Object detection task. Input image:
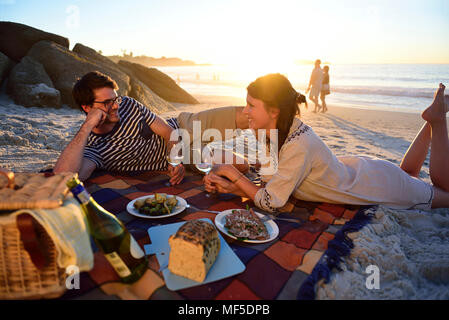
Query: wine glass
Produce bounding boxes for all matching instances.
[194,145,214,197]
[165,140,185,186]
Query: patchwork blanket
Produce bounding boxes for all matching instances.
[61,170,373,300]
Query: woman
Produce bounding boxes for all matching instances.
[320,66,330,113]
[204,73,449,211]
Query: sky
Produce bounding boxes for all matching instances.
[1,0,449,66]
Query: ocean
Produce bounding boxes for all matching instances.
[159,64,449,113]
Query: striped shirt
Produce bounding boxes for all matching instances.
[83,96,178,172]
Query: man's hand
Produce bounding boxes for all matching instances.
[53,110,103,175]
[167,164,185,185]
[85,107,107,129]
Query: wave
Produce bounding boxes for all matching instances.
[333,75,447,83]
[180,79,436,100]
[329,86,435,99]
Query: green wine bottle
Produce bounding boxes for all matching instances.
[67,176,148,283]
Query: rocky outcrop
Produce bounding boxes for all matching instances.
[0,22,200,114]
[73,43,178,112]
[6,56,60,108]
[0,22,69,62]
[6,56,61,108]
[72,43,124,74]
[116,62,176,113]
[129,77,176,113]
[118,60,199,104]
[0,51,14,86]
[27,41,130,109]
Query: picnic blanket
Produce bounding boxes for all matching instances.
[60,169,374,300]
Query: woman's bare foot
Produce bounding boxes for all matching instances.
[422,83,446,123]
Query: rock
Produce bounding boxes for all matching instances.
[0,22,69,62]
[117,62,176,113]
[74,43,177,113]
[118,60,199,104]
[0,51,14,86]
[72,43,124,74]
[7,56,61,108]
[10,83,61,108]
[27,41,130,109]
[129,77,176,114]
[8,56,53,88]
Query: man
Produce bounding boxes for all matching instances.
[306,59,323,113]
[53,71,185,183]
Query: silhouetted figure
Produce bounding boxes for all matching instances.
[306,59,323,113]
[320,66,330,113]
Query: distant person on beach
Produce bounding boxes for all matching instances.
[203,73,449,211]
[53,71,186,183]
[306,59,323,113]
[320,66,330,113]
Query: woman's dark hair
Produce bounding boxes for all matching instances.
[247,73,307,149]
[72,71,118,113]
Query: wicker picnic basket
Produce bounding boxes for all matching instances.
[0,169,74,299]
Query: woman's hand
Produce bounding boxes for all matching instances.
[203,172,238,194]
[168,164,185,185]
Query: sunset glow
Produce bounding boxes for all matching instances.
[1,0,448,65]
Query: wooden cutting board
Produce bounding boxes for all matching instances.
[0,170,75,210]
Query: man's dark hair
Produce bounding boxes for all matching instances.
[72,71,118,113]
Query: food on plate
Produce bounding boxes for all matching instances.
[224,208,269,240]
[168,220,220,282]
[133,193,178,216]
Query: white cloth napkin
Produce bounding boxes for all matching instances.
[12,196,94,272]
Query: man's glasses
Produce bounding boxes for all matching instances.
[93,95,122,110]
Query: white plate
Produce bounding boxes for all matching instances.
[126,194,187,219]
[214,209,279,244]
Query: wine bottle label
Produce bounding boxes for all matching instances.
[71,184,91,205]
[104,252,132,278]
[130,236,145,259]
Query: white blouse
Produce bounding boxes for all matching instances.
[254,118,433,212]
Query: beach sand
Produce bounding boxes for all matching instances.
[1,93,449,299]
